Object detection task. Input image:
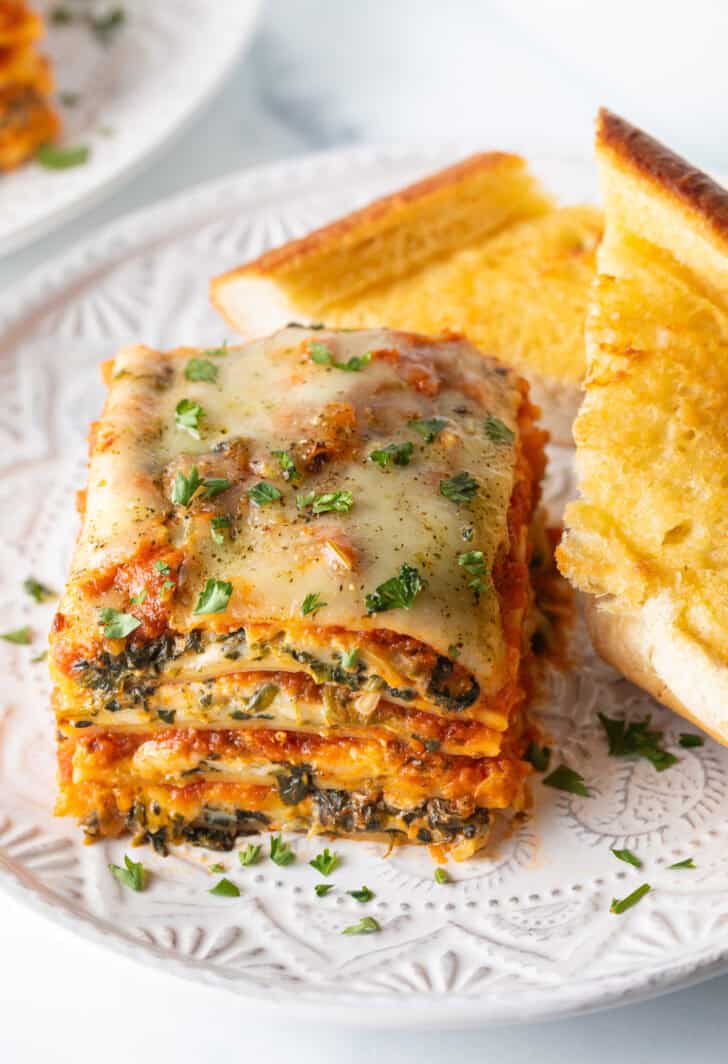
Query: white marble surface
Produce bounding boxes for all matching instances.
[2,2,728,1060]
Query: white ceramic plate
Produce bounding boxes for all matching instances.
[0,0,261,255]
[2,146,728,1029]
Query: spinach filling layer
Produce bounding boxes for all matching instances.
[70,628,480,714]
[110,784,490,854]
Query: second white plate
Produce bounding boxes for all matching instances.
[0,0,261,254]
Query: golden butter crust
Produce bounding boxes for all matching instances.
[597,108,728,249]
[215,152,527,284]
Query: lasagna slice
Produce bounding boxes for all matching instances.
[52,327,548,858]
[558,110,728,742]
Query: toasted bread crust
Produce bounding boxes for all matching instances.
[586,600,728,748]
[214,152,530,286]
[597,108,728,249]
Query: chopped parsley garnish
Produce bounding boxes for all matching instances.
[301,592,327,617]
[90,6,126,44]
[347,885,374,903]
[297,490,354,515]
[193,579,232,615]
[174,398,204,438]
[271,449,300,482]
[409,417,447,443]
[440,472,479,505]
[309,342,334,365]
[270,834,295,866]
[447,644,461,660]
[203,341,228,357]
[612,848,642,868]
[668,858,696,870]
[23,577,55,603]
[171,466,201,506]
[31,650,48,663]
[458,550,488,595]
[239,843,262,867]
[248,481,282,507]
[315,883,334,897]
[99,609,140,639]
[369,441,413,468]
[157,709,175,724]
[200,478,230,499]
[309,342,371,372]
[542,763,590,797]
[50,7,74,24]
[130,589,147,605]
[484,414,515,445]
[679,733,704,748]
[171,468,202,504]
[365,563,425,614]
[461,526,474,542]
[598,713,678,772]
[36,143,90,169]
[434,868,450,884]
[171,466,229,506]
[310,848,339,876]
[341,648,359,670]
[209,877,240,897]
[211,515,231,545]
[342,352,372,372]
[342,916,380,935]
[610,883,651,915]
[1,626,32,645]
[109,855,145,892]
[209,863,225,873]
[524,741,551,772]
[162,580,174,591]
[185,357,218,383]
[154,561,170,575]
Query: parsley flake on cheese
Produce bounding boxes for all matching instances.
[301,592,327,617]
[440,472,479,505]
[369,442,413,468]
[99,609,141,639]
[248,481,282,507]
[185,358,218,383]
[175,398,204,438]
[365,564,425,614]
[193,579,232,615]
[458,550,488,595]
[409,417,447,443]
[484,414,515,444]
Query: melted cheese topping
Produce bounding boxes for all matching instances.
[55,327,522,695]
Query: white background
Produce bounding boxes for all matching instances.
[2,2,728,1060]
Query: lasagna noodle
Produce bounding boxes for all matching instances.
[51,327,547,856]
